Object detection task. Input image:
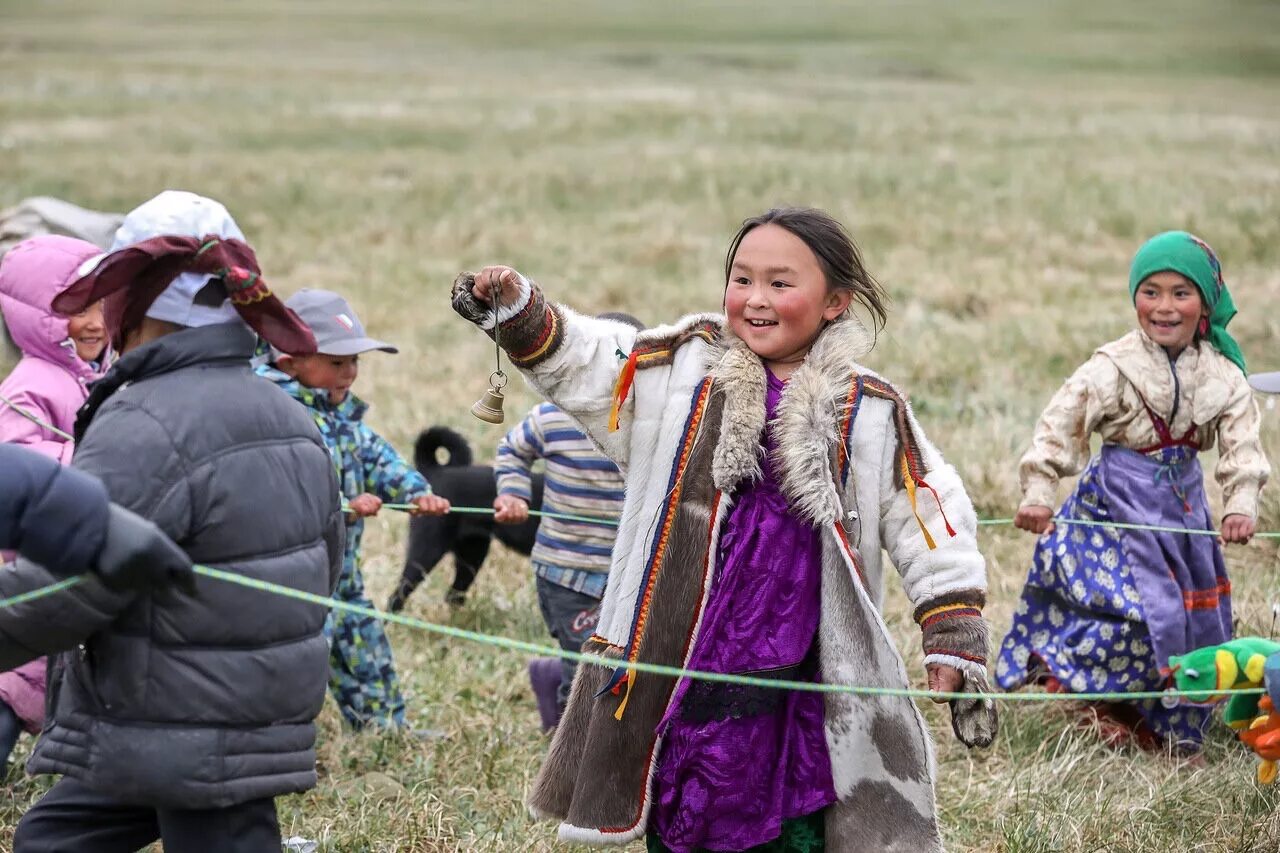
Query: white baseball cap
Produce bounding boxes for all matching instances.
[92,190,246,327]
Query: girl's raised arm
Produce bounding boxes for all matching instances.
[452,266,639,466]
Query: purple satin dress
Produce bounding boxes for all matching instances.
[649,370,836,852]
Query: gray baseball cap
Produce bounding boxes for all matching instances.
[284,289,398,356]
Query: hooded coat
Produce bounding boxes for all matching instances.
[0,235,107,462]
[0,235,108,735]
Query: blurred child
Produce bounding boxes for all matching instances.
[0,235,108,458]
[453,208,995,852]
[1,189,341,852]
[258,289,449,730]
[0,234,109,769]
[997,231,1269,753]
[494,312,642,731]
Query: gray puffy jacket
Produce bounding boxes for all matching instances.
[0,322,342,808]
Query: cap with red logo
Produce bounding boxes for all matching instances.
[283,289,398,356]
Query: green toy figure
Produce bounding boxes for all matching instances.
[1168,637,1280,727]
[1170,639,1280,783]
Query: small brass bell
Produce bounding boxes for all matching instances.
[471,371,508,424]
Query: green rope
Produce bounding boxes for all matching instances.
[378,502,1280,540]
[0,565,1262,705]
[0,575,86,609]
[366,502,622,527]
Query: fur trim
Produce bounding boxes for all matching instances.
[557,822,645,846]
[820,528,942,847]
[708,340,767,491]
[771,318,875,526]
[924,654,998,749]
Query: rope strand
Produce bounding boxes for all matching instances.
[0,564,1263,705]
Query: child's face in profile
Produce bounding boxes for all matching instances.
[1134,270,1206,356]
[725,224,851,377]
[66,300,106,363]
[281,353,360,403]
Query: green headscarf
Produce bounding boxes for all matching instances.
[1128,230,1245,374]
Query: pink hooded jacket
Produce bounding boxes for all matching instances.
[0,235,106,734]
[0,235,107,463]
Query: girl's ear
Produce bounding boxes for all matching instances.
[277,355,299,377]
[823,288,853,321]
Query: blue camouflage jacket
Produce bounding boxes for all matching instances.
[257,364,429,599]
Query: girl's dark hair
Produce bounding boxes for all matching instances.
[723,207,888,332]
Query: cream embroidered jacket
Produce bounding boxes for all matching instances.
[1020,329,1268,518]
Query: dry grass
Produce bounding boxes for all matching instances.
[2,0,1280,849]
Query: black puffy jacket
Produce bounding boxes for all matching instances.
[0,322,342,808]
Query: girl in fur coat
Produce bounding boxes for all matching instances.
[451,208,996,853]
[996,231,1268,753]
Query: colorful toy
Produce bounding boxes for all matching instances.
[1238,695,1280,784]
[1169,641,1280,784]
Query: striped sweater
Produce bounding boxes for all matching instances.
[495,402,625,574]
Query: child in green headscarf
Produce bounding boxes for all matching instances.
[997,230,1269,753]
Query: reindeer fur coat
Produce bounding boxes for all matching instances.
[452,274,996,852]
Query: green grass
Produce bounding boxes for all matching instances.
[2,0,1280,849]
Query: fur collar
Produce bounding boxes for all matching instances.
[707,317,875,525]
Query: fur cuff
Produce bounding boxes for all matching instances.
[450,270,532,329]
[916,592,988,667]
[929,655,998,749]
[451,272,564,368]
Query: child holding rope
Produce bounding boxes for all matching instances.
[453,207,996,853]
[0,234,110,769]
[0,189,343,852]
[997,231,1269,753]
[258,288,449,731]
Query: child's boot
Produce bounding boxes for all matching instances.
[528,657,562,732]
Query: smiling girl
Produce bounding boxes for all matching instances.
[996,231,1268,754]
[452,207,996,853]
[0,234,110,769]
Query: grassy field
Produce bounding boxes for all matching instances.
[3,1,1280,849]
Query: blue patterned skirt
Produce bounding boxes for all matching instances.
[996,445,1231,747]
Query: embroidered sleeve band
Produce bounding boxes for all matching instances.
[450,272,566,369]
[915,590,989,667]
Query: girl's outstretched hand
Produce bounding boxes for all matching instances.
[471,265,524,307]
[1014,504,1055,535]
[925,664,964,703]
[1220,513,1256,545]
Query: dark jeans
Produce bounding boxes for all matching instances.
[0,701,22,769]
[535,576,601,711]
[14,777,281,853]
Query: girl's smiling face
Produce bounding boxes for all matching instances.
[725,224,851,379]
[1134,270,1206,356]
[66,300,106,363]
